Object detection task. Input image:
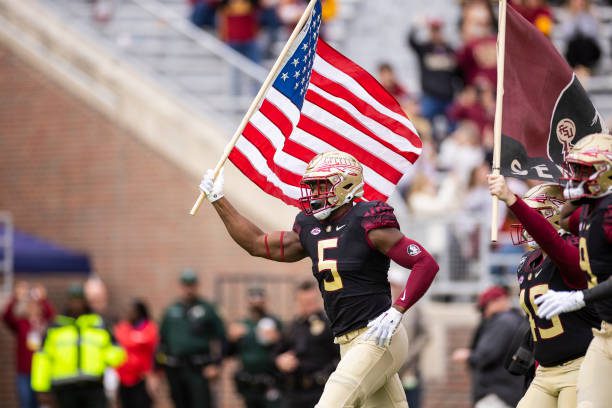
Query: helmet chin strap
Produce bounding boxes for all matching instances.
[314,207,333,220]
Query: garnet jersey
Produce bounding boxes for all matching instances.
[518,237,600,367]
[579,195,612,322]
[293,201,398,337]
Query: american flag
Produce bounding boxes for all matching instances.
[228,0,421,206]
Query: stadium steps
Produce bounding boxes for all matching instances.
[34,0,269,131]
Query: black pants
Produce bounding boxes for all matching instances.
[119,380,151,408]
[53,382,107,408]
[165,366,211,408]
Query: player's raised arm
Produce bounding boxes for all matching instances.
[367,227,439,313]
[199,169,306,262]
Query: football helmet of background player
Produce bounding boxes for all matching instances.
[562,133,612,200]
[299,151,364,220]
[511,183,566,246]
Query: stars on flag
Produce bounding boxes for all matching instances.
[281,72,289,81]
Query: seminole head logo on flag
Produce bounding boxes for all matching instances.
[500,4,607,181]
[190,0,421,214]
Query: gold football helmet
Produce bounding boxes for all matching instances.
[299,151,364,220]
[562,133,612,200]
[511,183,566,246]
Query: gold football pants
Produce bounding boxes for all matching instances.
[315,325,409,408]
[577,321,612,408]
[516,356,583,408]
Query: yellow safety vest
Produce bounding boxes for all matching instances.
[31,313,125,392]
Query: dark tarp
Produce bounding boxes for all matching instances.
[0,226,90,274]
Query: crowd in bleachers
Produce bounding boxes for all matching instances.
[187,0,338,61]
[371,0,609,277]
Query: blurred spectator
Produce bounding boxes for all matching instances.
[321,0,337,23]
[277,0,307,30]
[557,0,601,74]
[377,62,410,103]
[437,121,485,183]
[407,18,459,125]
[228,286,282,408]
[260,0,282,59]
[2,281,54,408]
[406,171,462,216]
[114,300,159,408]
[511,0,554,36]
[452,286,525,408]
[274,281,339,408]
[447,85,494,136]
[84,276,109,317]
[459,0,496,43]
[388,268,429,408]
[190,0,222,29]
[218,0,261,63]
[158,269,225,408]
[31,283,125,408]
[457,0,497,88]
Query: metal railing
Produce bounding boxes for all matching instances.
[403,215,523,298]
[0,212,14,295]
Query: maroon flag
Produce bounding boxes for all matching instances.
[501,5,606,181]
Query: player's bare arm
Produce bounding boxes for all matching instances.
[200,169,306,262]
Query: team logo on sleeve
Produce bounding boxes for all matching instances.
[407,244,421,256]
[311,227,321,235]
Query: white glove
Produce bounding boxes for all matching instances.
[199,168,224,203]
[535,290,585,320]
[364,307,403,347]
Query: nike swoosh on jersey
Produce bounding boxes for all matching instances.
[336,225,346,231]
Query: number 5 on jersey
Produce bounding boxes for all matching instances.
[317,238,343,292]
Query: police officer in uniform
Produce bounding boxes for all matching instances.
[228,286,282,408]
[158,269,225,408]
[31,283,125,408]
[275,281,339,408]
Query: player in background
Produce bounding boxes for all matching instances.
[488,175,599,408]
[533,133,612,408]
[199,151,439,407]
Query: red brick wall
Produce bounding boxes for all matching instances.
[0,44,306,408]
[0,45,476,408]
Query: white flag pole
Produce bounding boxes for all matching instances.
[491,0,507,241]
[190,0,319,216]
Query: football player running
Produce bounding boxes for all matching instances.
[488,175,599,408]
[533,133,612,408]
[199,151,439,407]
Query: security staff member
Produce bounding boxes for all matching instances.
[158,269,225,408]
[31,283,125,408]
[228,286,283,408]
[275,281,339,408]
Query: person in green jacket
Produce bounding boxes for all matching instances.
[228,286,283,408]
[31,283,125,408]
[159,269,226,408]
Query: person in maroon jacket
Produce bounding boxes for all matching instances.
[488,175,599,407]
[2,281,54,408]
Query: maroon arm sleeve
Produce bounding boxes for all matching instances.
[386,237,439,310]
[509,196,585,289]
[2,297,18,332]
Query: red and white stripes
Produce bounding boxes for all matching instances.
[229,39,422,207]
